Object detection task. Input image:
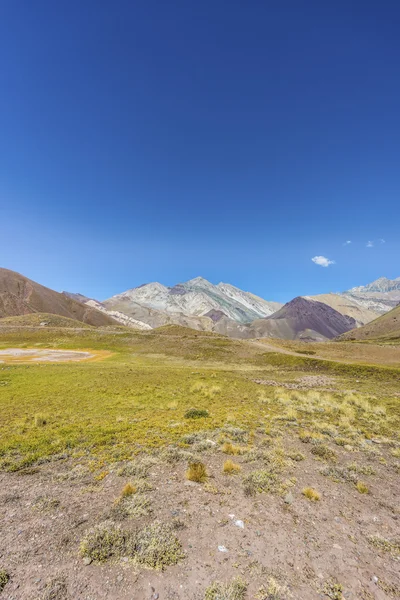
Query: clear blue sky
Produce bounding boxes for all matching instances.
[1,1,399,303]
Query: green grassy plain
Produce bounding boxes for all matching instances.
[0,325,399,474]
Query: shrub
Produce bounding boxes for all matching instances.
[302,487,320,501]
[243,470,279,496]
[0,570,10,593]
[223,460,241,475]
[311,445,337,462]
[79,522,131,562]
[205,576,247,600]
[186,462,208,483]
[184,408,209,419]
[135,521,184,570]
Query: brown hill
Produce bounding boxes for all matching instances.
[0,268,118,327]
[338,303,400,342]
[250,296,356,341]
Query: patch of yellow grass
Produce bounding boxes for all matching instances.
[186,462,208,483]
[356,481,369,494]
[302,487,320,501]
[223,459,241,475]
[121,483,137,498]
[222,442,242,455]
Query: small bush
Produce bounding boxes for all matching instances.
[205,576,247,600]
[356,481,369,494]
[243,470,279,496]
[0,570,10,593]
[184,408,209,419]
[79,521,131,562]
[311,445,337,462]
[186,462,208,483]
[302,487,320,501]
[135,520,184,570]
[223,460,241,475]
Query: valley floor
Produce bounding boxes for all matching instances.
[0,326,399,599]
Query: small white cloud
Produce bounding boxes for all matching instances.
[343,240,352,246]
[312,256,335,268]
[366,241,374,248]
[379,238,385,244]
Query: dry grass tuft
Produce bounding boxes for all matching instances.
[222,442,242,455]
[356,481,369,494]
[186,461,208,483]
[256,576,292,599]
[120,483,137,498]
[223,460,241,475]
[322,578,343,599]
[204,576,247,600]
[302,487,320,501]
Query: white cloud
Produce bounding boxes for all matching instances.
[366,241,374,248]
[379,238,385,244]
[312,256,335,268]
[343,240,352,246]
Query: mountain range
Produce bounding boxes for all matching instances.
[1,267,399,342]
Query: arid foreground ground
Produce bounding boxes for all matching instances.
[0,324,399,599]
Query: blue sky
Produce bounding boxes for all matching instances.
[1,1,399,303]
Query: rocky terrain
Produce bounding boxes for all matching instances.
[251,297,357,341]
[0,268,118,328]
[341,277,400,314]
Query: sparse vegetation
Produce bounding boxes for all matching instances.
[256,576,292,599]
[367,535,400,557]
[302,487,320,501]
[0,570,10,593]
[204,576,247,600]
[134,520,184,570]
[322,578,343,599]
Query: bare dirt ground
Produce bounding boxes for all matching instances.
[1,432,399,600]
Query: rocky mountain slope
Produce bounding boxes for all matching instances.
[338,303,400,342]
[251,297,357,341]
[306,293,379,326]
[341,277,400,314]
[0,268,119,328]
[105,277,281,324]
